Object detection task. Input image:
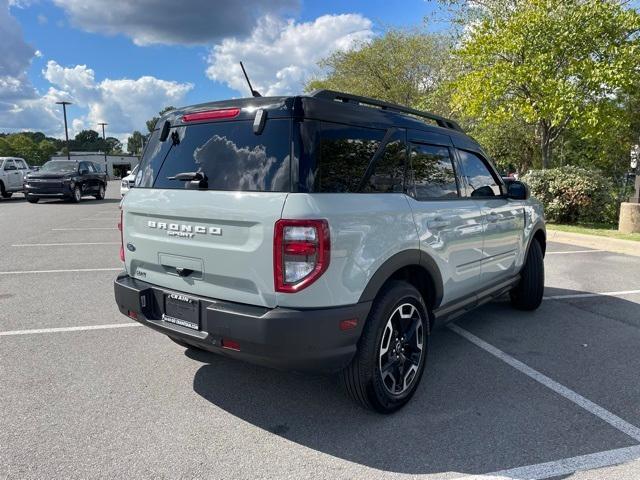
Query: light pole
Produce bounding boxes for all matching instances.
[98,122,108,172]
[55,101,72,160]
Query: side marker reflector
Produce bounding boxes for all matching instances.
[222,338,241,351]
[339,319,358,331]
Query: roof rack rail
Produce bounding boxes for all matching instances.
[310,89,463,132]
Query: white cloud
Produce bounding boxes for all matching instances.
[40,61,193,135]
[0,0,34,78]
[0,0,57,131]
[206,14,373,96]
[53,0,298,46]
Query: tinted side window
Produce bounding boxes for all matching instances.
[4,159,15,170]
[79,162,89,173]
[140,119,291,192]
[457,149,501,197]
[16,160,27,169]
[313,123,384,193]
[409,144,458,200]
[87,162,97,173]
[361,135,406,193]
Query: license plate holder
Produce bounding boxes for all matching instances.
[163,293,200,331]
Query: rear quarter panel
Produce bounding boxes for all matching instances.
[278,193,418,308]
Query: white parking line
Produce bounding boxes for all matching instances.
[544,289,640,300]
[546,249,605,255]
[12,242,120,247]
[79,218,119,222]
[0,323,140,336]
[0,267,121,275]
[52,227,118,231]
[457,444,640,480]
[449,324,640,442]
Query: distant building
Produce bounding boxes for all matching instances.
[50,152,140,179]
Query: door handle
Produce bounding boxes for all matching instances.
[428,217,452,229]
[486,212,499,223]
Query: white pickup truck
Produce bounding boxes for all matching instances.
[0,157,31,198]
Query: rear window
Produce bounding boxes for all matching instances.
[137,119,291,192]
[297,121,406,193]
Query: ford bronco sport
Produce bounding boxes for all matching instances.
[114,90,545,413]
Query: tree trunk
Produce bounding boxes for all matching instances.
[539,121,552,169]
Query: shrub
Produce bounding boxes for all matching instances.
[521,166,616,224]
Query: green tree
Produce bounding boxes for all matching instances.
[307,30,454,109]
[450,0,640,168]
[36,140,58,165]
[71,129,102,151]
[127,131,146,155]
[105,137,123,154]
[6,134,39,165]
[146,106,175,133]
[0,138,16,157]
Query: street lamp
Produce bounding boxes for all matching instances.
[55,101,72,160]
[97,122,108,170]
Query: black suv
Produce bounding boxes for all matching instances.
[25,160,107,203]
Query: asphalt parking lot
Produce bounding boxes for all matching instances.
[1,182,639,480]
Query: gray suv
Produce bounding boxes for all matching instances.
[114,91,545,413]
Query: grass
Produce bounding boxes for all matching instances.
[547,223,640,242]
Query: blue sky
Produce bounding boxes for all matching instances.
[1,0,448,140]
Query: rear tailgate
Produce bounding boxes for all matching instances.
[120,111,293,308]
[122,188,286,308]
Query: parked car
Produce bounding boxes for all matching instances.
[24,160,107,203]
[114,90,546,413]
[0,157,31,198]
[120,165,138,197]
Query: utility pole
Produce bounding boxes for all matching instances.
[98,122,108,174]
[55,101,72,160]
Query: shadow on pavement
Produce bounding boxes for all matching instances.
[189,289,640,476]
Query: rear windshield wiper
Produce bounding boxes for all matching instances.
[167,172,205,181]
[167,171,208,190]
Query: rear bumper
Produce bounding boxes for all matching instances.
[114,273,371,373]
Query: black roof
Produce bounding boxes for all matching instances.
[159,90,483,153]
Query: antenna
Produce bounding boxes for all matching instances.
[240,62,261,98]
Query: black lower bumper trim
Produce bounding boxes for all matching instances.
[114,273,371,373]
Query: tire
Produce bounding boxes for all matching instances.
[340,281,430,413]
[26,195,39,204]
[510,239,544,310]
[94,183,105,200]
[0,182,11,198]
[71,185,82,203]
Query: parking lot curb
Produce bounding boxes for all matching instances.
[548,230,640,257]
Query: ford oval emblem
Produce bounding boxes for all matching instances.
[126,243,136,252]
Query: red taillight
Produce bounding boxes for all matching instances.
[274,219,330,293]
[182,108,240,123]
[118,209,124,262]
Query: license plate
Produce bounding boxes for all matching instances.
[163,293,200,330]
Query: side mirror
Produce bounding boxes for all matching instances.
[507,180,530,200]
[126,170,131,175]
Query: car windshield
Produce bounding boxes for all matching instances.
[40,161,78,173]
